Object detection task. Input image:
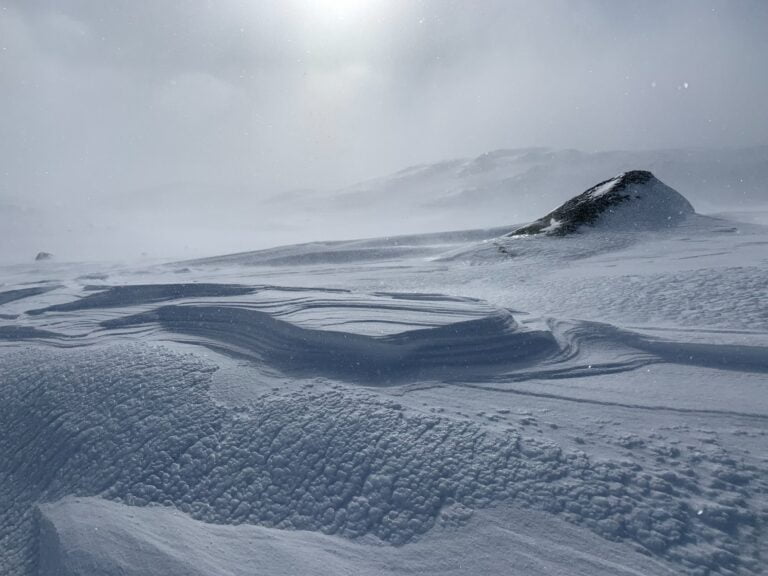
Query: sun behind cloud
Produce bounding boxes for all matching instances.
[287,0,395,32]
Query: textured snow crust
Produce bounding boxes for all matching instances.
[0,345,765,576]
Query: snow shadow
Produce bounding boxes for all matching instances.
[26,284,256,315]
[0,285,60,306]
[102,305,559,384]
[99,306,768,384]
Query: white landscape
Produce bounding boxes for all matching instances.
[1,168,767,575]
[3,2,768,575]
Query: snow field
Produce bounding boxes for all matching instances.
[36,496,680,576]
[1,345,765,575]
[497,266,768,332]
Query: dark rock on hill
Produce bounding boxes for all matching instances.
[507,171,695,237]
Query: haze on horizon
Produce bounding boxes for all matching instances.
[2,0,767,262]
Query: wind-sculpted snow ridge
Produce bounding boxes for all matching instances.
[0,325,61,340]
[26,283,256,315]
[0,285,60,306]
[10,279,768,385]
[16,281,516,340]
[508,171,695,236]
[0,345,765,576]
[102,305,559,383]
[96,302,768,386]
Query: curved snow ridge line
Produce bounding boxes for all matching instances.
[247,298,499,334]
[454,382,768,421]
[0,326,62,340]
[631,339,768,373]
[97,306,768,384]
[25,283,258,316]
[491,318,768,383]
[203,290,502,332]
[21,283,495,337]
[8,304,768,386]
[554,319,768,374]
[0,285,61,306]
[0,346,763,576]
[0,324,161,349]
[371,291,485,303]
[102,305,558,384]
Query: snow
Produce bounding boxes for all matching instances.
[38,497,677,576]
[1,179,767,576]
[3,344,762,576]
[541,218,563,233]
[588,178,620,198]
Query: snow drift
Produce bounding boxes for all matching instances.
[2,345,763,576]
[37,497,677,576]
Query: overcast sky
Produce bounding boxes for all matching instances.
[2,0,768,261]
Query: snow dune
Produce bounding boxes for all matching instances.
[39,497,677,576]
[14,281,768,386]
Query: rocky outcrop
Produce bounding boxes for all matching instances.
[507,171,695,236]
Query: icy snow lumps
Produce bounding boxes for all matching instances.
[0,345,764,576]
[508,171,695,236]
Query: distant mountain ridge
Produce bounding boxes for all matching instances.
[2,145,766,264]
[294,146,768,235]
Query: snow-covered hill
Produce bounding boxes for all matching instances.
[507,171,695,236]
[1,172,767,576]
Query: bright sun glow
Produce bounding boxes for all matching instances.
[289,0,389,31]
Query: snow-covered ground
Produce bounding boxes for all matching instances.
[1,175,767,575]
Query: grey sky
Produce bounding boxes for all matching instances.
[1,0,767,261]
